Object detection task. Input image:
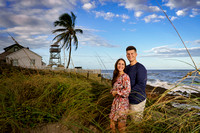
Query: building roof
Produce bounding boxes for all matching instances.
[7,48,42,58]
[0,51,12,60]
[4,43,24,52]
[0,43,24,60]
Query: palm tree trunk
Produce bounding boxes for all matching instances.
[66,38,72,68]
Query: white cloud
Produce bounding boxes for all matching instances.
[143,14,165,23]
[6,27,45,36]
[93,11,115,20]
[121,14,130,19]
[144,45,200,57]
[99,0,199,20]
[164,0,200,17]
[164,0,200,9]
[93,11,129,21]
[176,8,188,16]
[118,14,130,22]
[180,39,200,45]
[9,0,77,9]
[1,25,52,50]
[0,0,122,54]
[119,0,160,12]
[170,16,177,21]
[134,11,143,17]
[148,6,160,12]
[190,8,200,17]
[0,0,75,28]
[0,0,97,52]
[82,2,95,10]
[78,30,118,47]
[194,40,200,45]
[81,0,90,3]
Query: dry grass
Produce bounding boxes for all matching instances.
[0,65,199,133]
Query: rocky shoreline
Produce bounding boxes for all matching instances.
[145,84,200,99]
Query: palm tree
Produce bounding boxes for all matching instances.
[52,12,83,68]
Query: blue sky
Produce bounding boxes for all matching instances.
[0,0,200,70]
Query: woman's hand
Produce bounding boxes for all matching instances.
[112,91,117,97]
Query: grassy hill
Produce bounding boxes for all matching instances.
[0,65,199,133]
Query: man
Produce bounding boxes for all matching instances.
[125,46,147,122]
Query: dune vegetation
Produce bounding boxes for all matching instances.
[0,65,199,133]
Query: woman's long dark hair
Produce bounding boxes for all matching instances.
[112,58,126,87]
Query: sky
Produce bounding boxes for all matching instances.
[0,0,200,70]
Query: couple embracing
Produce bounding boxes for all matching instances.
[109,46,147,133]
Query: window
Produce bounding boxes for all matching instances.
[14,47,19,52]
[30,59,35,65]
[12,59,18,66]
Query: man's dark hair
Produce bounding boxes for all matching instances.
[126,46,137,52]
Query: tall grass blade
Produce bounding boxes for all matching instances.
[155,0,198,70]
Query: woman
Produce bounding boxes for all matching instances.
[109,58,131,133]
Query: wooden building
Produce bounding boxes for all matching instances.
[0,43,45,69]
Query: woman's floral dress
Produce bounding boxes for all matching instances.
[109,73,131,123]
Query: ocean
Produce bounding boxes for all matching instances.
[101,69,200,94]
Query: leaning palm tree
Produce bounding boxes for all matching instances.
[52,12,83,68]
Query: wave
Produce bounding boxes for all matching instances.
[147,79,200,94]
[172,102,200,110]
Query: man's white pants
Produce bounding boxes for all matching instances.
[129,99,146,122]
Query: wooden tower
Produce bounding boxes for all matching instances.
[49,44,61,67]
